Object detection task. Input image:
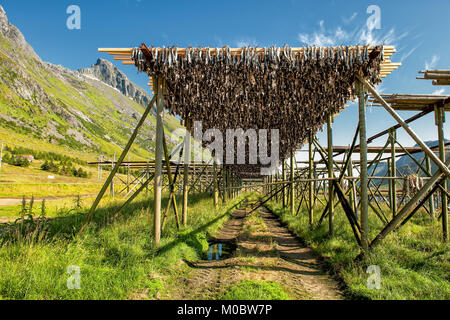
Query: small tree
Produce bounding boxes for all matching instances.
[40,160,50,171]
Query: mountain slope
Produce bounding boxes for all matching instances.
[78,58,153,108]
[0,5,180,161]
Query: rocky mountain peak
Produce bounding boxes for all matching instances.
[0,5,40,61]
[78,58,151,107]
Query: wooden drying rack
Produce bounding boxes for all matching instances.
[98,44,401,92]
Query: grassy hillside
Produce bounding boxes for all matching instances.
[0,30,182,162]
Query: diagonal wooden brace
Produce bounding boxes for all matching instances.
[369,157,450,249]
[79,95,157,234]
[357,75,450,180]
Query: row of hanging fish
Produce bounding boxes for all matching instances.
[132,45,384,176]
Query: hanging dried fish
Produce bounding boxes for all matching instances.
[133,45,383,175]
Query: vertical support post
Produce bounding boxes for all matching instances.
[348,155,358,218]
[347,157,353,211]
[357,80,369,251]
[221,165,225,203]
[182,118,191,226]
[435,104,448,242]
[327,114,334,236]
[308,133,314,225]
[127,155,130,194]
[276,173,280,202]
[213,160,218,210]
[154,76,164,247]
[269,175,272,198]
[227,168,231,200]
[390,128,397,218]
[100,155,103,180]
[224,165,228,203]
[290,151,295,215]
[282,160,286,207]
[425,155,435,218]
[387,158,392,211]
[146,162,149,193]
[110,152,115,198]
[313,163,317,206]
[0,141,3,172]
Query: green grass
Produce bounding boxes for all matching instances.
[221,280,290,300]
[0,192,248,299]
[243,212,269,236]
[266,200,450,300]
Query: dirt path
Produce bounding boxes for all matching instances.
[0,194,96,206]
[167,206,342,300]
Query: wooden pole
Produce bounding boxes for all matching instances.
[225,166,230,200]
[435,104,448,242]
[100,155,103,180]
[127,155,130,194]
[290,151,295,215]
[146,162,149,193]
[425,155,435,218]
[97,155,100,180]
[221,165,226,203]
[282,161,286,207]
[358,75,450,180]
[154,76,164,246]
[213,160,218,210]
[358,80,369,251]
[313,163,318,207]
[309,133,314,225]
[370,156,450,248]
[327,114,334,236]
[78,94,157,234]
[390,129,397,218]
[162,132,180,230]
[182,118,191,226]
[388,158,392,213]
[110,152,116,198]
[0,141,3,172]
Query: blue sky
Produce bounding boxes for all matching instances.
[1,0,449,158]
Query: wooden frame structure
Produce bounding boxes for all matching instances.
[80,44,448,256]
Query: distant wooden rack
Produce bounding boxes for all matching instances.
[417,70,450,86]
[368,94,450,111]
[325,144,450,154]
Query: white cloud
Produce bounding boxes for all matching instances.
[298,17,409,48]
[425,55,439,70]
[235,37,257,47]
[343,12,357,24]
[298,21,349,46]
[400,44,421,63]
[432,88,445,95]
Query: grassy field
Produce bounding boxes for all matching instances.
[266,199,450,300]
[0,158,134,199]
[0,191,245,300]
[221,280,290,300]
